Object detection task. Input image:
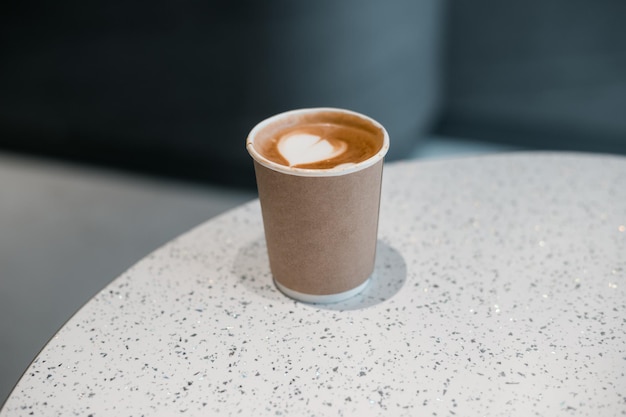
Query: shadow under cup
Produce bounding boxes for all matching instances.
[246,108,389,303]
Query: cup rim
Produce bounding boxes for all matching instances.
[246,107,390,177]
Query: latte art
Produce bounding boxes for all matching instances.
[253,115,384,170]
[277,132,349,167]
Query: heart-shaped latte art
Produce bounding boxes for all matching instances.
[277,133,347,167]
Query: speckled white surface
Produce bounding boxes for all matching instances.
[2,153,625,416]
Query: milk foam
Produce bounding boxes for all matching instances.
[277,133,347,167]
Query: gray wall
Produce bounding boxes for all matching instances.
[0,1,443,185]
[438,0,626,153]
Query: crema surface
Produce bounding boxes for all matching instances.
[252,111,384,170]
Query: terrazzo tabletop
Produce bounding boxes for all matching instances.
[2,153,625,416]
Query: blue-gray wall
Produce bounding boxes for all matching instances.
[438,0,626,153]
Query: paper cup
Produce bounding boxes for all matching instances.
[246,108,389,303]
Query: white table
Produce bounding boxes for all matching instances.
[2,153,625,416]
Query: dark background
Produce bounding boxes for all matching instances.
[439,1,626,153]
[1,0,625,187]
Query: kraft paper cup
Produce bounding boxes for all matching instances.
[246,108,389,303]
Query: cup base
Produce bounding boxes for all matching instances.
[274,277,371,304]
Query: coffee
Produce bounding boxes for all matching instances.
[251,111,384,170]
[246,108,389,303]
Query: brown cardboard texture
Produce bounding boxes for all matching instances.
[254,159,384,296]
